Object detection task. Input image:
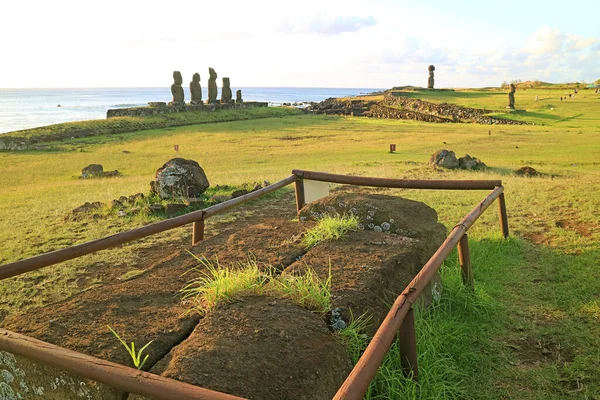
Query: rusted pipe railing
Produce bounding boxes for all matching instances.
[458,234,474,288]
[0,328,246,400]
[203,175,296,218]
[498,193,509,238]
[294,178,305,213]
[293,169,501,190]
[333,185,505,400]
[0,175,297,281]
[398,307,418,379]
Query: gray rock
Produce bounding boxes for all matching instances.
[231,189,249,199]
[458,154,487,170]
[150,158,210,200]
[429,149,459,169]
[81,164,103,178]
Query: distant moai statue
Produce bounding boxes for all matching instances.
[427,65,435,89]
[236,89,243,103]
[221,77,233,103]
[208,68,218,104]
[190,73,202,104]
[170,71,185,105]
[508,83,516,109]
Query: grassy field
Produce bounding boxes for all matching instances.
[1,87,599,398]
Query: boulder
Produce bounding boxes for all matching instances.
[429,149,459,169]
[150,158,209,200]
[81,164,104,178]
[515,166,538,177]
[458,154,487,170]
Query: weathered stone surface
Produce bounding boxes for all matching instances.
[170,71,185,105]
[1,251,202,400]
[236,89,243,103]
[131,296,353,400]
[106,101,268,118]
[189,72,203,105]
[221,77,232,103]
[429,149,459,169]
[508,83,516,109]
[207,67,218,104]
[428,64,435,89]
[0,137,27,151]
[81,164,103,178]
[150,158,210,200]
[294,193,446,331]
[307,98,377,117]
[307,93,530,125]
[0,350,119,400]
[148,102,167,107]
[458,154,487,170]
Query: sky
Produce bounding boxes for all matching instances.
[1,0,598,88]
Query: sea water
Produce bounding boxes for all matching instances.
[0,87,383,134]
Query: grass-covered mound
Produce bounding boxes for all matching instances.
[0,106,302,147]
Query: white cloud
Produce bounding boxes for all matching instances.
[278,15,377,35]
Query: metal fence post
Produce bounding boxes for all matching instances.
[192,217,205,246]
[398,307,419,380]
[294,178,305,213]
[498,192,509,238]
[458,233,474,288]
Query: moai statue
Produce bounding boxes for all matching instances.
[221,77,233,103]
[236,89,243,104]
[190,73,202,105]
[208,67,218,104]
[170,71,185,105]
[508,83,516,109]
[427,65,435,89]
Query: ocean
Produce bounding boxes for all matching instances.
[0,87,383,134]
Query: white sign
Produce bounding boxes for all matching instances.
[304,180,330,204]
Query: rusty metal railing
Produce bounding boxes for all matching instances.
[0,170,508,399]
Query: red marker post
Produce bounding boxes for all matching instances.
[174,144,179,155]
[389,144,396,153]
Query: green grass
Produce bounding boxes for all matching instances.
[180,255,332,315]
[1,106,302,141]
[1,87,599,398]
[107,325,153,370]
[301,214,360,249]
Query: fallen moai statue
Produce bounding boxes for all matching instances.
[1,193,446,399]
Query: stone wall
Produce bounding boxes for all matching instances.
[106,101,267,118]
[307,92,530,125]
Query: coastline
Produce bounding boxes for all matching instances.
[0,87,384,134]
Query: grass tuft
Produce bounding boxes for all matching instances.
[301,214,360,249]
[181,254,332,315]
[271,266,332,313]
[180,254,270,314]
